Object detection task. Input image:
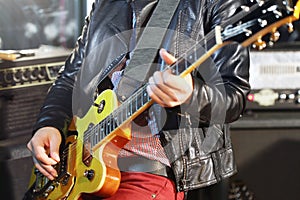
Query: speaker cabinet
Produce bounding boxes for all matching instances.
[0,84,51,140]
[230,111,300,200]
[0,136,33,200]
[0,50,68,200]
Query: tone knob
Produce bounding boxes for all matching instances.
[84,169,95,180]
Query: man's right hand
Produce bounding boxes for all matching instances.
[27,127,62,180]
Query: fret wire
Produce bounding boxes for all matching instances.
[108,115,114,133]
[113,112,117,127]
[142,91,145,105]
[106,117,110,135]
[135,94,138,113]
[134,93,138,109]
[130,95,136,115]
[93,128,96,147]
[145,89,148,103]
[110,115,113,133]
[142,88,146,105]
[117,109,122,126]
[115,109,119,126]
[108,116,112,134]
[100,122,105,138]
[114,115,117,129]
[112,114,116,131]
[129,101,132,117]
[132,98,136,113]
[113,116,116,132]
[140,89,144,106]
[105,118,108,137]
[96,125,99,143]
[101,123,103,138]
[124,103,127,120]
[139,90,142,106]
[113,114,116,130]
[121,104,126,124]
[114,112,119,127]
[108,117,111,134]
[111,116,115,131]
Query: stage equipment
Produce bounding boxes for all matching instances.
[0,47,70,200]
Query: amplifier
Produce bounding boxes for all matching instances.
[230,109,300,200]
[0,46,70,90]
[0,47,71,139]
[0,136,33,200]
[246,50,300,110]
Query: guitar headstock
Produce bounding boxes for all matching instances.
[221,0,300,50]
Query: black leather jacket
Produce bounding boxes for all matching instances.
[33,0,250,192]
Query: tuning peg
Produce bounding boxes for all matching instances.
[241,6,250,12]
[258,18,268,28]
[287,23,294,33]
[244,29,253,37]
[255,0,265,6]
[252,38,266,50]
[270,30,280,42]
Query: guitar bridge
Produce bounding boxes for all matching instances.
[28,142,73,199]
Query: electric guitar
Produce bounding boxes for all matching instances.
[24,0,300,199]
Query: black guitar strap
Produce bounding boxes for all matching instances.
[116,0,181,102]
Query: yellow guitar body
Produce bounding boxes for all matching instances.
[70,89,131,199]
[30,90,131,200]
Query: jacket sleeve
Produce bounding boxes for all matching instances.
[184,0,251,125]
[32,4,92,137]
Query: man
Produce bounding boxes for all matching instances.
[27,0,250,199]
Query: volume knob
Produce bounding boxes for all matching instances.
[84,169,95,181]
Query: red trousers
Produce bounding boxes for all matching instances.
[83,172,184,200]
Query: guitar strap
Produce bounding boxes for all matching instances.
[116,0,181,102]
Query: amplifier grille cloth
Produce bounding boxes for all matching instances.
[0,84,51,139]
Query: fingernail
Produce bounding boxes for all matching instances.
[50,160,57,165]
[52,153,60,162]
